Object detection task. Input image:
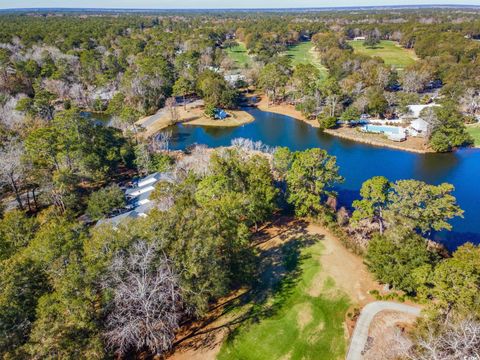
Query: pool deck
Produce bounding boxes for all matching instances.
[324,126,432,154]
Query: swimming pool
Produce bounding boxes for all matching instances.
[362,124,403,135]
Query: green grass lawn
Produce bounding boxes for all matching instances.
[348,40,417,69]
[225,43,252,68]
[217,236,350,360]
[286,41,329,78]
[467,126,480,147]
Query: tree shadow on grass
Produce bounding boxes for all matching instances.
[220,231,324,344]
[172,219,324,352]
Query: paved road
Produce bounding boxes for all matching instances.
[140,108,166,128]
[346,301,421,360]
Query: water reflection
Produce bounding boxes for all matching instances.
[163,107,480,249]
[414,152,460,183]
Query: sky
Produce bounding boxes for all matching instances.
[0,0,479,9]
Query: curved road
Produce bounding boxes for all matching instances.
[346,301,421,360]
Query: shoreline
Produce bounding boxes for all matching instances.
[137,102,254,137]
[323,128,433,154]
[255,95,433,154]
[183,109,254,127]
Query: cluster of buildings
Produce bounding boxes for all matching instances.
[360,103,438,142]
[97,172,173,227]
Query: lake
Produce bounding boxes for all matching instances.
[165,108,480,250]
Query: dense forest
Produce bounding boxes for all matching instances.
[0,8,479,359]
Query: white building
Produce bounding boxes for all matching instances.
[97,172,174,227]
[406,103,439,118]
[404,104,440,137]
[410,118,429,133]
[224,73,246,86]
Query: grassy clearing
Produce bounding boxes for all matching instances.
[467,126,480,147]
[225,43,252,68]
[286,41,328,78]
[348,40,417,69]
[217,235,350,360]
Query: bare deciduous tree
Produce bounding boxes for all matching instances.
[109,115,131,135]
[0,94,24,130]
[460,88,480,116]
[103,241,183,357]
[406,317,480,360]
[0,139,25,209]
[152,130,172,152]
[165,97,179,123]
[231,137,273,154]
[421,107,441,139]
[174,145,211,177]
[402,70,431,93]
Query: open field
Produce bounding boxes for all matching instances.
[348,40,417,69]
[169,217,380,360]
[286,41,328,78]
[225,43,251,67]
[467,125,480,147]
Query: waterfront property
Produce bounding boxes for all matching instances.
[362,124,407,141]
[164,107,480,249]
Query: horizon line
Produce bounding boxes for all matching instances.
[1,4,480,11]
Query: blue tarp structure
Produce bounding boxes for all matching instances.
[214,109,228,120]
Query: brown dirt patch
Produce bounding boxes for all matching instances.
[256,95,320,129]
[306,223,380,305]
[297,303,313,331]
[184,109,254,127]
[363,310,417,360]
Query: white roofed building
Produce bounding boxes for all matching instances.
[97,172,174,228]
[406,104,439,118]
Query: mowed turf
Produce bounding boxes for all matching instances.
[286,41,328,78]
[226,43,252,67]
[348,40,417,69]
[467,126,480,147]
[217,238,350,360]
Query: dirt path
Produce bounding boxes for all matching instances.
[307,222,379,305]
[168,217,379,360]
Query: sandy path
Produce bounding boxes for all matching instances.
[306,223,379,305]
[168,217,379,360]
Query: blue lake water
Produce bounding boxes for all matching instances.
[165,108,480,250]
